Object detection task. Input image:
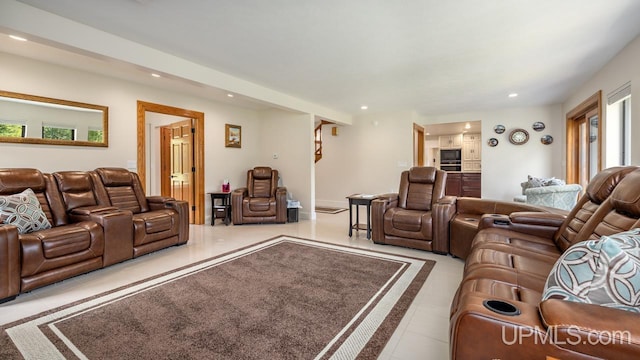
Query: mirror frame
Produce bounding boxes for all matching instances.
[0,90,109,147]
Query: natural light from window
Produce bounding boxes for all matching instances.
[605,84,631,167]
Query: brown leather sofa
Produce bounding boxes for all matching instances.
[371,167,456,254]
[231,166,287,224]
[449,166,640,359]
[0,168,189,303]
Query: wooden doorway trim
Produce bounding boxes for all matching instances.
[566,90,602,185]
[413,123,425,166]
[137,101,205,224]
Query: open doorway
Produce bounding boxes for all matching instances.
[136,101,205,224]
[566,91,602,190]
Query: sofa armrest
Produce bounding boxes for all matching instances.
[69,207,135,266]
[0,225,20,302]
[540,299,640,359]
[276,187,287,223]
[147,196,176,211]
[432,196,457,254]
[164,199,190,245]
[371,194,398,243]
[231,188,248,224]
[455,197,550,216]
[477,211,562,239]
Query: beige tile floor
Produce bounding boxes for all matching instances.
[0,211,464,359]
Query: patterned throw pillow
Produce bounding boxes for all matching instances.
[0,188,52,234]
[542,229,640,313]
[526,175,546,189]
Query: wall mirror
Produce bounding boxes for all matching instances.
[0,90,108,147]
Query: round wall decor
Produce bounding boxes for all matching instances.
[532,122,545,131]
[541,135,553,145]
[509,128,529,145]
[494,125,505,134]
[488,138,499,147]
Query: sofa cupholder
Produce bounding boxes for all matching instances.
[483,299,521,316]
[464,218,477,222]
[490,214,503,217]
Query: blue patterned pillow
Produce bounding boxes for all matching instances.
[0,188,52,234]
[542,229,640,312]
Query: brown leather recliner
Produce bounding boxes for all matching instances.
[371,167,456,254]
[0,169,105,302]
[91,167,189,257]
[231,166,287,224]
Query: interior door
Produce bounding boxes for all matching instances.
[566,91,602,191]
[413,123,425,166]
[165,119,194,223]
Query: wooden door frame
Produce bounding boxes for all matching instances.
[413,123,425,166]
[137,100,205,224]
[566,90,602,185]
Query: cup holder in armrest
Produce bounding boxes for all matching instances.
[483,299,521,316]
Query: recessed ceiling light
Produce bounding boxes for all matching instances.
[360,105,368,110]
[9,35,27,41]
[151,73,161,78]
[508,93,518,98]
[227,93,234,98]
[465,123,471,129]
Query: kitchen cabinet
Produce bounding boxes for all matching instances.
[462,133,481,171]
[445,172,481,198]
[439,134,463,149]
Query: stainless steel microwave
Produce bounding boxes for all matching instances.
[440,149,461,163]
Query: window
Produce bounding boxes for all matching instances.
[606,82,631,166]
[88,128,103,143]
[0,122,26,138]
[42,125,76,141]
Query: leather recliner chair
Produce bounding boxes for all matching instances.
[91,167,189,257]
[371,166,456,254]
[231,166,287,224]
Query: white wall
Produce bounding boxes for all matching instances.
[424,105,563,201]
[315,111,417,208]
[563,34,640,165]
[258,109,314,219]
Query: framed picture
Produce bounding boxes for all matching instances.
[225,124,241,148]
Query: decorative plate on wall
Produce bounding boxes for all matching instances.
[509,128,529,145]
[532,121,545,131]
[488,138,499,147]
[494,125,505,134]
[541,135,554,145]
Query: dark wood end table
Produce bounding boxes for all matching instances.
[346,194,378,239]
[209,192,231,226]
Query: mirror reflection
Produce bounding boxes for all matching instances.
[0,90,108,147]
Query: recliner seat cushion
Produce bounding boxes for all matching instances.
[384,208,433,240]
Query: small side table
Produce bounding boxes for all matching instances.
[209,192,231,226]
[346,194,377,239]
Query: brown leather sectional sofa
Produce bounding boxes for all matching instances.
[449,166,640,359]
[0,167,189,303]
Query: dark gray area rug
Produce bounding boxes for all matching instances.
[0,236,435,359]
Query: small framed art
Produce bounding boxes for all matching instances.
[225,124,241,148]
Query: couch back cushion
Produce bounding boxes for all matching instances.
[94,168,148,213]
[0,168,69,226]
[53,171,98,211]
[248,167,276,198]
[398,167,442,211]
[542,228,640,313]
[555,166,638,252]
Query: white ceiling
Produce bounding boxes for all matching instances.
[7,0,640,116]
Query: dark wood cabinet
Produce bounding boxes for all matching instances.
[445,173,462,196]
[445,173,481,198]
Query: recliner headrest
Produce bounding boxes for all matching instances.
[609,169,640,217]
[408,167,437,184]
[586,166,638,204]
[252,167,273,180]
[95,167,133,186]
[54,171,93,192]
[0,168,46,194]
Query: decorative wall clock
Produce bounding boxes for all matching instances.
[509,128,529,145]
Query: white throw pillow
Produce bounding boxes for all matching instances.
[0,188,52,234]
